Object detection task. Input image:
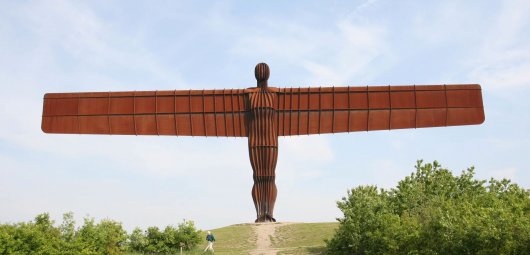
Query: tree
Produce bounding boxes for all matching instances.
[1,213,201,255]
[175,220,201,251]
[144,226,170,254]
[0,213,62,255]
[326,160,530,254]
[95,219,128,255]
[128,227,146,253]
[59,212,80,255]
[67,215,127,255]
[133,220,202,254]
[325,186,401,254]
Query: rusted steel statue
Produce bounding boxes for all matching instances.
[41,63,485,222]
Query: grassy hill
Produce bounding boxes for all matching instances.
[271,223,338,255]
[198,223,256,254]
[188,222,338,255]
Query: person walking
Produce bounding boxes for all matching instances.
[203,231,215,253]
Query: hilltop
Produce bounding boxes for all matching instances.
[192,222,338,255]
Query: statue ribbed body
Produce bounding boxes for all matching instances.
[247,90,278,222]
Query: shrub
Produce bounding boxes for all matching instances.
[326,160,530,255]
[0,213,200,255]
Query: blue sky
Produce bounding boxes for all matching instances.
[1,0,529,231]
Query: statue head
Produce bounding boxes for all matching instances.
[255,63,270,89]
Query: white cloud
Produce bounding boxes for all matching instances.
[347,0,380,19]
[230,22,321,63]
[411,2,482,45]
[23,1,105,63]
[303,20,389,85]
[229,14,391,85]
[469,51,530,90]
[10,0,187,89]
[467,0,530,89]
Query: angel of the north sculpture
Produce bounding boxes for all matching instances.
[41,63,485,222]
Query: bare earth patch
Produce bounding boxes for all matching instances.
[250,222,293,255]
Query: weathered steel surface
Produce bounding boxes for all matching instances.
[41,63,485,222]
[248,63,278,222]
[275,84,484,135]
[42,89,248,136]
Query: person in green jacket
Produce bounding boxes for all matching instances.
[203,231,216,253]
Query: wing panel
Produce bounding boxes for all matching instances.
[135,115,158,135]
[156,115,177,135]
[446,90,483,107]
[390,91,415,108]
[333,111,349,133]
[110,97,134,114]
[308,112,320,134]
[390,109,416,129]
[79,116,108,134]
[42,89,248,137]
[417,109,447,128]
[368,110,390,131]
[447,108,485,126]
[416,91,446,108]
[175,114,192,135]
[110,116,135,135]
[42,116,78,134]
[277,84,484,136]
[368,92,390,109]
[44,98,78,116]
[349,111,369,132]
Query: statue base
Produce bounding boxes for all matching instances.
[255,215,276,223]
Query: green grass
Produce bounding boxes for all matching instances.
[190,223,257,255]
[181,222,338,255]
[271,223,339,255]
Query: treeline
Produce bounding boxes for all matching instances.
[327,160,530,254]
[0,212,201,254]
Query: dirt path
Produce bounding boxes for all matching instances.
[250,222,292,255]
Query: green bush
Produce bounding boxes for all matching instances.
[326,160,530,255]
[0,213,62,255]
[129,220,201,254]
[0,213,201,255]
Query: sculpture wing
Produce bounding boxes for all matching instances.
[276,84,485,136]
[42,89,248,137]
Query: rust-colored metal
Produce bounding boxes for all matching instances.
[248,63,278,222]
[41,63,485,222]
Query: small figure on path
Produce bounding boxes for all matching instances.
[203,231,215,253]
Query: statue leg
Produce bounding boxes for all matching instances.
[252,175,277,222]
[249,146,278,222]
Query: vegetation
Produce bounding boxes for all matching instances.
[128,220,201,254]
[0,213,201,255]
[0,217,338,255]
[326,160,530,255]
